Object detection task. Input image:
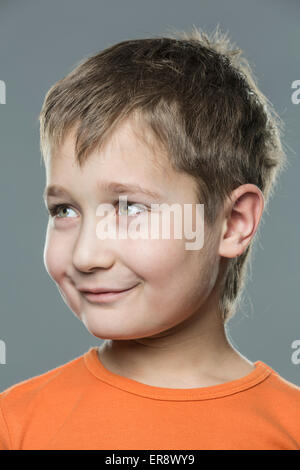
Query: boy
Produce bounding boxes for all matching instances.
[0,26,299,450]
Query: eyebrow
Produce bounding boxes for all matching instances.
[43,181,164,204]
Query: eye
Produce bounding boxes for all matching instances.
[117,200,147,217]
[47,201,147,219]
[48,204,77,218]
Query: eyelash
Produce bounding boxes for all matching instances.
[47,201,147,218]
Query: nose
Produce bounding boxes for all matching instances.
[72,217,116,272]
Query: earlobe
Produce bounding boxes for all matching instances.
[219,231,244,259]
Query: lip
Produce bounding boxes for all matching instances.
[78,286,134,293]
[80,284,138,303]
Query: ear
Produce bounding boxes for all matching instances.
[219,184,265,259]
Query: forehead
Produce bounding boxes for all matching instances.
[49,118,169,174]
[46,117,199,202]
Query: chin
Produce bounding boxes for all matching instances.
[81,321,159,341]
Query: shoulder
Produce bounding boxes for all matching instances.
[265,367,300,402]
[268,369,300,398]
[0,350,93,450]
[0,351,87,410]
[256,364,300,432]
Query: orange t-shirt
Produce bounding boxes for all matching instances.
[0,346,299,450]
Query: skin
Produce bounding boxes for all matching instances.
[43,116,264,388]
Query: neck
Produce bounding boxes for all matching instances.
[98,306,254,388]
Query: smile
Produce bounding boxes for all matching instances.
[81,284,138,304]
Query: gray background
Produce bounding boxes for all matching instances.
[0,0,299,391]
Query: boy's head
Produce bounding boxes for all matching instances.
[39,26,287,330]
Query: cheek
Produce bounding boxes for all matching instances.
[124,229,219,307]
[123,237,216,326]
[124,236,197,284]
[43,229,69,282]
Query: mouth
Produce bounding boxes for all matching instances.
[80,284,139,304]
